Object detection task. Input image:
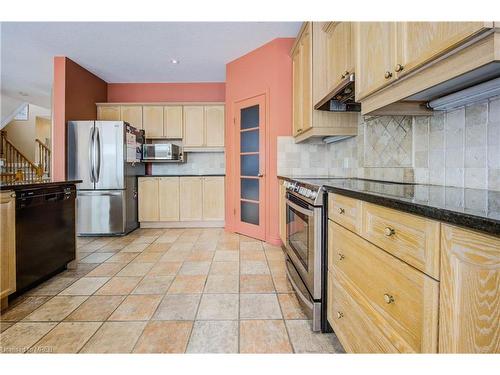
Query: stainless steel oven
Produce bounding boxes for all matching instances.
[284,190,324,332]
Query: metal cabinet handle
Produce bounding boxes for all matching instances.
[395,64,404,72]
[384,227,395,237]
[384,71,393,79]
[337,311,344,319]
[384,294,395,304]
[338,253,345,261]
[297,128,303,133]
[340,71,349,79]
[337,207,345,215]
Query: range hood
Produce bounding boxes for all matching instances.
[314,73,361,112]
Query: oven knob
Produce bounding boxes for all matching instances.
[309,190,318,199]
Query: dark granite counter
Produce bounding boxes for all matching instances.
[278,176,500,236]
[0,180,83,191]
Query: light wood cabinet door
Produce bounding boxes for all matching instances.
[439,225,500,353]
[355,22,396,100]
[120,106,143,129]
[138,177,159,221]
[292,45,303,136]
[164,106,183,139]
[202,176,225,221]
[180,177,203,221]
[0,191,16,302]
[158,177,180,221]
[97,106,121,121]
[292,22,312,136]
[205,106,225,147]
[396,22,492,78]
[142,106,164,137]
[325,22,354,91]
[183,106,204,147]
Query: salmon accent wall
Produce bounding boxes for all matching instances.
[225,38,294,246]
[52,57,108,180]
[107,83,225,103]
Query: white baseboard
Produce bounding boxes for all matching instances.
[140,221,225,228]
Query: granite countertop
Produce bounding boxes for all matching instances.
[0,180,83,191]
[139,174,226,177]
[278,176,500,236]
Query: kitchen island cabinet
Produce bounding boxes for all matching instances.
[0,190,16,310]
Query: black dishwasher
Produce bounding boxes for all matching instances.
[15,185,76,295]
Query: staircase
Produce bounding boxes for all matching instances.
[0,131,51,184]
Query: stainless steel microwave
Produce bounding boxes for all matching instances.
[142,144,180,161]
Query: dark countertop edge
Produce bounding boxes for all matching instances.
[0,180,83,191]
[277,176,500,237]
[138,174,226,177]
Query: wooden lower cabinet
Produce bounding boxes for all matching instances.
[138,177,159,222]
[202,177,225,221]
[180,177,203,221]
[0,191,16,309]
[159,177,180,221]
[439,225,500,353]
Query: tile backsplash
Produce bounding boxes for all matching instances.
[277,95,500,191]
[151,152,225,175]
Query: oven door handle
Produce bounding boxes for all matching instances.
[286,260,314,310]
[286,199,314,217]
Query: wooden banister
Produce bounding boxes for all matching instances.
[0,131,42,184]
[35,139,51,177]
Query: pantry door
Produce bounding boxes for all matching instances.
[234,94,266,240]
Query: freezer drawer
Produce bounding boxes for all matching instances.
[77,190,130,235]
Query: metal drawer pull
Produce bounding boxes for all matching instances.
[395,64,404,72]
[338,253,345,261]
[384,294,395,304]
[384,227,395,236]
[384,71,393,79]
[337,311,344,319]
[337,207,345,215]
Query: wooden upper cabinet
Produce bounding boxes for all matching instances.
[180,177,203,221]
[97,106,121,121]
[292,22,312,136]
[202,176,225,221]
[439,225,500,353]
[159,177,180,221]
[395,22,492,78]
[120,106,143,129]
[325,22,354,93]
[205,106,225,147]
[164,106,183,139]
[142,106,164,138]
[1,191,16,305]
[355,22,397,100]
[138,177,159,221]
[183,106,205,147]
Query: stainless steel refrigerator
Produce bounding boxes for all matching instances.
[67,121,145,236]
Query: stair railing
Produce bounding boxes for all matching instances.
[0,131,42,184]
[35,139,51,178]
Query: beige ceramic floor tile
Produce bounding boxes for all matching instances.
[204,274,239,293]
[196,294,239,320]
[132,252,164,263]
[240,275,276,293]
[0,322,57,353]
[59,277,110,296]
[131,235,158,244]
[147,261,182,276]
[0,296,52,321]
[265,249,285,261]
[121,243,149,253]
[178,261,211,275]
[268,260,286,277]
[278,294,308,320]
[168,275,207,294]
[240,320,292,353]
[272,276,294,293]
[80,321,147,353]
[240,241,264,251]
[144,242,171,252]
[57,263,99,278]
[80,252,114,264]
[240,294,282,319]
[240,249,266,262]
[213,250,239,262]
[95,276,142,295]
[24,296,88,321]
[240,260,270,275]
[186,320,238,353]
[105,252,139,263]
[33,321,102,353]
[209,261,239,275]
[133,321,193,353]
[187,251,215,261]
[116,262,154,277]
[191,242,217,252]
[27,277,78,296]
[85,262,126,277]
[65,295,126,321]
[0,322,14,333]
[132,276,174,295]
[285,320,342,353]
[108,295,162,321]
[159,249,192,262]
[215,241,239,251]
[169,242,195,252]
[152,294,201,320]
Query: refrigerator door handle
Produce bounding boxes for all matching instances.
[89,126,95,183]
[95,127,101,183]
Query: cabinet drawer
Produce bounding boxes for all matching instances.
[329,222,439,352]
[328,269,398,353]
[361,202,440,279]
[328,193,361,233]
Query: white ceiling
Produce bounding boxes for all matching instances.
[1,22,301,108]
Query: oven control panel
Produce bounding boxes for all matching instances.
[283,180,318,200]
